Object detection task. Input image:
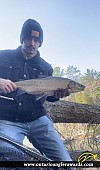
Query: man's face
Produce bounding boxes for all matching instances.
[21,30,40,57]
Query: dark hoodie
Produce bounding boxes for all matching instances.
[0,46,58,122]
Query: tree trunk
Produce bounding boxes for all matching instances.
[44,100,100,123]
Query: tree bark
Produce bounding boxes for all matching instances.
[44,100,100,123]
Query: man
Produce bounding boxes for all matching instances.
[0,19,72,163]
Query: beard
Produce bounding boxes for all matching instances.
[21,45,37,59]
[24,45,36,54]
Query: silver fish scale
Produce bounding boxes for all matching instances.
[15,76,85,95]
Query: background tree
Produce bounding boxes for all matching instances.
[53,66,100,106]
[65,65,81,81]
[53,66,65,77]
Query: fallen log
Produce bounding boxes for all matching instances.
[44,100,100,123]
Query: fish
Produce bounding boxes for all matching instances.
[15,76,85,96]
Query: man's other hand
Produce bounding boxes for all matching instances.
[54,88,70,100]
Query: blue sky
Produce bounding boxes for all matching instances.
[0,0,100,74]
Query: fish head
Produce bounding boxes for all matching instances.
[68,81,85,92]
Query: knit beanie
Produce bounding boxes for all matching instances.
[20,19,43,47]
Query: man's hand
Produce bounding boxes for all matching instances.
[0,78,17,94]
[54,88,70,100]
